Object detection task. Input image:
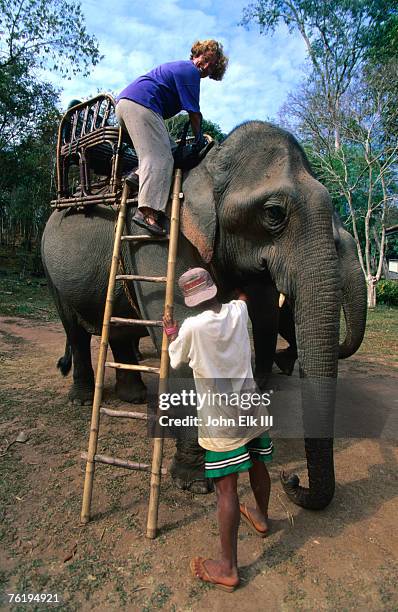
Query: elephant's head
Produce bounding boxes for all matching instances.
[181,121,365,510]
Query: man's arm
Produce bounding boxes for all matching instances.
[188,111,202,138]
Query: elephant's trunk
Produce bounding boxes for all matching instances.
[281,438,334,509]
[338,238,367,359]
[281,231,340,510]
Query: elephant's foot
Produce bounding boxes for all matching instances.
[254,370,272,390]
[173,476,214,494]
[68,383,94,405]
[274,348,297,375]
[115,379,147,404]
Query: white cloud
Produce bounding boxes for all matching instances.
[48,0,308,131]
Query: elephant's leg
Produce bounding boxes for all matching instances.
[246,282,279,389]
[275,302,298,375]
[48,281,95,404]
[170,439,213,494]
[68,324,95,405]
[109,335,147,404]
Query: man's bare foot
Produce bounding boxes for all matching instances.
[240,503,269,537]
[190,557,239,592]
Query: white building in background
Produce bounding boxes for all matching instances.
[388,260,398,279]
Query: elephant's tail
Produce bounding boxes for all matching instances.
[57,341,72,376]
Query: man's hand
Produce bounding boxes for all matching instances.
[194,132,208,151]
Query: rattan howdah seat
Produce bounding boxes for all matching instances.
[51,93,139,209]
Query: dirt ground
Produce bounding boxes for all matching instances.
[0,315,397,611]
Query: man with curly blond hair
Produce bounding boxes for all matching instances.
[116,40,228,235]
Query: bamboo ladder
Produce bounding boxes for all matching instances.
[80,168,183,539]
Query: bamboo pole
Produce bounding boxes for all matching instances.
[146,168,183,539]
[121,235,168,242]
[100,407,148,420]
[80,182,130,525]
[115,274,166,282]
[110,317,163,327]
[51,195,137,208]
[81,452,167,474]
[105,362,160,374]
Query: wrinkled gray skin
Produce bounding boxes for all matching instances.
[42,121,367,508]
[274,212,367,376]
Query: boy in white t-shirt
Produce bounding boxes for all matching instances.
[163,267,273,592]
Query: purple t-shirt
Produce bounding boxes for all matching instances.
[117,60,201,120]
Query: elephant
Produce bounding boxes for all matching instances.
[41,120,367,509]
[272,211,367,376]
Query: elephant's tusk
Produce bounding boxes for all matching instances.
[279,293,286,308]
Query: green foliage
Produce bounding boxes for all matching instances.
[304,137,398,267]
[254,0,398,302]
[367,12,398,64]
[165,112,226,142]
[0,0,102,77]
[202,117,226,141]
[0,0,101,259]
[242,0,397,126]
[0,59,59,148]
[0,107,60,251]
[241,1,395,81]
[376,280,398,306]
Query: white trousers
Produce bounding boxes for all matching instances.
[116,98,174,212]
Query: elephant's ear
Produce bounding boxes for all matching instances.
[180,154,217,264]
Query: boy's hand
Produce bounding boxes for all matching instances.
[235,288,248,302]
[163,312,178,341]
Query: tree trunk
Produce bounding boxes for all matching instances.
[372,226,389,279]
[367,277,377,308]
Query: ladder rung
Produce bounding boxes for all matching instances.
[105,361,160,374]
[100,407,148,420]
[116,274,167,283]
[81,452,167,475]
[121,235,168,242]
[110,317,162,327]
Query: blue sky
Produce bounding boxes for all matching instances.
[51,0,308,134]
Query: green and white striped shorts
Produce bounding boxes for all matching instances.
[204,434,273,479]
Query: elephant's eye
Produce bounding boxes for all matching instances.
[263,204,286,226]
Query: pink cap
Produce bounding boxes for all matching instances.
[178,267,217,307]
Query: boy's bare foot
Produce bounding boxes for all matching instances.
[190,557,239,592]
[240,503,269,537]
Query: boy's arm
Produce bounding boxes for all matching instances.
[233,289,249,323]
[232,287,248,303]
[163,313,191,369]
